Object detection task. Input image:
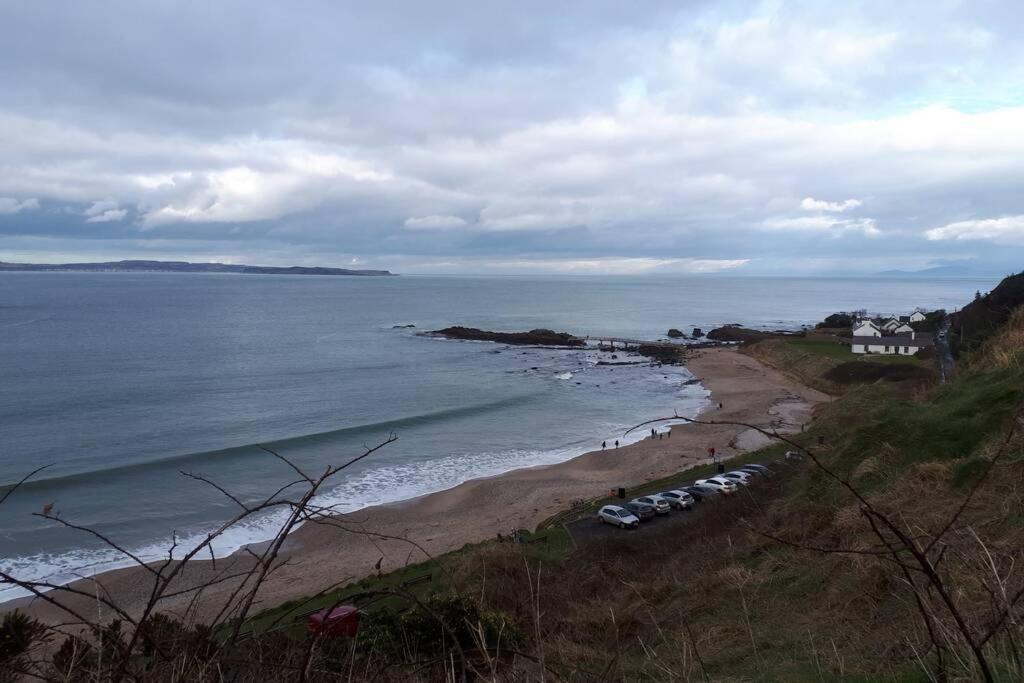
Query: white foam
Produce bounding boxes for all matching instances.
[1,364,711,605]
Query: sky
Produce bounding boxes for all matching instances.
[1,0,1023,276]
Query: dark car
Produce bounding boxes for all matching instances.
[681,486,709,502]
[686,483,721,498]
[624,501,657,521]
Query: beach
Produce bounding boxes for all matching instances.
[4,347,828,624]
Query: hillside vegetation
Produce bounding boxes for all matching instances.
[4,302,1024,681]
[951,270,1024,357]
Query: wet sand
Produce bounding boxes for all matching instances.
[4,347,828,625]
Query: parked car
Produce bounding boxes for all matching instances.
[632,495,672,515]
[696,477,738,494]
[598,505,640,529]
[739,463,771,476]
[680,486,710,502]
[685,483,721,498]
[721,471,753,486]
[624,501,657,521]
[659,490,694,510]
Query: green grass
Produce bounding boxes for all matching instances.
[785,338,927,366]
[785,338,858,360]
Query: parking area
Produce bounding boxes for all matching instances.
[565,460,793,544]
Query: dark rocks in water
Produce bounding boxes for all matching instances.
[667,328,684,338]
[683,378,701,386]
[610,354,618,359]
[392,324,416,329]
[636,344,686,365]
[706,325,803,344]
[691,327,703,338]
[428,326,584,347]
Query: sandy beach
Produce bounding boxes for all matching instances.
[4,347,828,624]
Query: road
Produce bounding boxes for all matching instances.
[936,316,955,383]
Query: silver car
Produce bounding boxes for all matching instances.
[598,505,640,529]
[696,477,739,495]
[631,495,672,515]
[658,490,695,510]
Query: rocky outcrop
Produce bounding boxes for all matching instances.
[691,327,703,338]
[667,328,684,338]
[637,344,687,364]
[428,326,584,347]
[706,325,802,344]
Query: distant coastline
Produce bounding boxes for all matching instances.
[0,259,396,277]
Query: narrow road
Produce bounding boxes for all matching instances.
[936,316,955,383]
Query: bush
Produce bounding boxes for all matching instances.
[817,312,855,329]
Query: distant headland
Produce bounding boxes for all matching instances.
[0,259,396,276]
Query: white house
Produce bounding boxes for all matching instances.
[893,323,915,335]
[910,311,927,323]
[851,331,933,355]
[881,317,902,332]
[852,320,882,337]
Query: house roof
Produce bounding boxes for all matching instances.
[899,315,910,322]
[851,336,934,347]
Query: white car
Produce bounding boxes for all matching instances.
[721,471,753,486]
[696,477,738,495]
[658,490,695,510]
[598,505,640,529]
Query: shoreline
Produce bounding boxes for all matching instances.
[3,347,828,623]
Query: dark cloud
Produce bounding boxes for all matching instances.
[0,1,1023,274]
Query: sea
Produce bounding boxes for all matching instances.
[0,272,997,601]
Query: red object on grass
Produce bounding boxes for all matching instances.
[307,605,360,637]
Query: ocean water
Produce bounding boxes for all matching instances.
[0,273,996,600]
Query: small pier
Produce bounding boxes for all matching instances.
[583,336,684,351]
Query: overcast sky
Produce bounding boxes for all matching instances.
[1,0,1023,275]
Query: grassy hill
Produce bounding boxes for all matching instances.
[951,269,1024,357]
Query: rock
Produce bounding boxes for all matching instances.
[636,344,686,365]
[427,326,584,347]
[667,328,684,338]
[706,325,803,344]
[691,327,703,338]
[392,324,416,329]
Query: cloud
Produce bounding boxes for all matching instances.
[0,2,1023,273]
[800,197,862,212]
[408,257,750,275]
[764,215,880,237]
[0,197,39,215]
[86,209,127,223]
[83,199,127,223]
[925,216,1024,243]
[403,215,467,230]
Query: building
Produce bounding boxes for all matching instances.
[851,332,933,355]
[910,311,927,323]
[850,313,934,355]
[852,320,882,337]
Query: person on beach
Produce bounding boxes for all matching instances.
[615,440,619,448]
[651,428,656,438]
[602,440,606,449]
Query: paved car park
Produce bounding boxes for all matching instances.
[565,460,791,544]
